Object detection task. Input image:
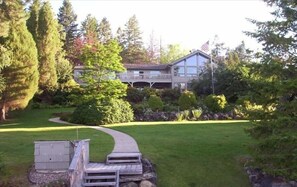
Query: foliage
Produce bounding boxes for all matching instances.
[178,91,197,110]
[126,87,145,103]
[244,0,297,180]
[0,0,39,120]
[26,0,40,43]
[57,0,78,55]
[80,40,126,101]
[160,88,181,104]
[98,17,113,44]
[148,95,163,111]
[192,108,203,120]
[56,52,73,84]
[37,2,61,91]
[71,98,134,125]
[204,94,227,112]
[117,15,147,64]
[160,43,188,64]
[176,112,184,121]
[81,14,99,44]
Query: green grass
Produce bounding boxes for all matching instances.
[0,108,253,187]
[106,121,253,187]
[0,108,113,185]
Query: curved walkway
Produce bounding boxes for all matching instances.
[49,117,140,153]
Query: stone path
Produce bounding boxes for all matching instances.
[49,117,140,153]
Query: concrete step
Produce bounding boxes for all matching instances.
[107,152,141,165]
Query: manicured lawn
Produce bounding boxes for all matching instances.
[107,121,253,187]
[0,108,114,185]
[0,108,253,187]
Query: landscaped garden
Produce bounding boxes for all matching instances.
[0,108,252,186]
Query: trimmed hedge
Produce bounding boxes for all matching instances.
[71,99,134,125]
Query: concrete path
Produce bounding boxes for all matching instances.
[49,117,140,153]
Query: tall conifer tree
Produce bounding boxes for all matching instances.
[81,14,99,44]
[98,17,112,44]
[118,15,147,64]
[26,0,40,43]
[37,2,59,91]
[0,0,39,120]
[57,0,78,55]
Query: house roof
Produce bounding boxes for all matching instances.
[124,63,169,70]
[169,49,211,66]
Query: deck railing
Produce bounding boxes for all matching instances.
[117,73,172,81]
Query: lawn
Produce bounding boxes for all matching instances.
[0,108,253,187]
[107,121,253,187]
[0,108,114,186]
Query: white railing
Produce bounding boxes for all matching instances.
[118,73,172,80]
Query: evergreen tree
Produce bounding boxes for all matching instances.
[98,17,113,44]
[26,0,40,43]
[81,14,99,44]
[245,0,297,179]
[37,2,59,91]
[120,15,146,64]
[0,0,39,120]
[146,31,160,64]
[57,0,78,55]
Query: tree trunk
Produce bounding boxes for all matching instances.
[0,104,6,121]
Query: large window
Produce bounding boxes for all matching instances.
[186,67,198,76]
[186,55,197,66]
[175,60,185,66]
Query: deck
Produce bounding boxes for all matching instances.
[86,162,143,175]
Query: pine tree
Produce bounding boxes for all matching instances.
[146,31,160,63]
[81,14,99,44]
[57,0,78,55]
[245,0,297,179]
[0,0,39,120]
[120,15,146,64]
[37,2,59,91]
[98,17,112,44]
[26,0,40,43]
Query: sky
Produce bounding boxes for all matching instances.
[50,0,275,52]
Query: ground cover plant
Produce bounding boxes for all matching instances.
[0,108,113,186]
[107,121,253,187]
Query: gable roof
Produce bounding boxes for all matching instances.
[169,49,211,66]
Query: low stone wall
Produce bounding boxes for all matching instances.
[68,139,90,187]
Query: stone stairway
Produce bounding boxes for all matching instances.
[83,169,119,187]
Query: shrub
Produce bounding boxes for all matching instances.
[178,91,197,110]
[176,112,184,121]
[71,99,134,125]
[148,95,163,111]
[192,108,203,120]
[160,88,181,104]
[204,94,227,112]
[142,87,158,99]
[126,87,145,103]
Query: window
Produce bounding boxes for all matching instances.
[186,67,198,75]
[198,55,208,67]
[175,60,185,66]
[186,55,197,66]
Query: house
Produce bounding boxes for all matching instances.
[74,49,211,90]
[118,50,210,90]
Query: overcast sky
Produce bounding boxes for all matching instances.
[50,0,274,51]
